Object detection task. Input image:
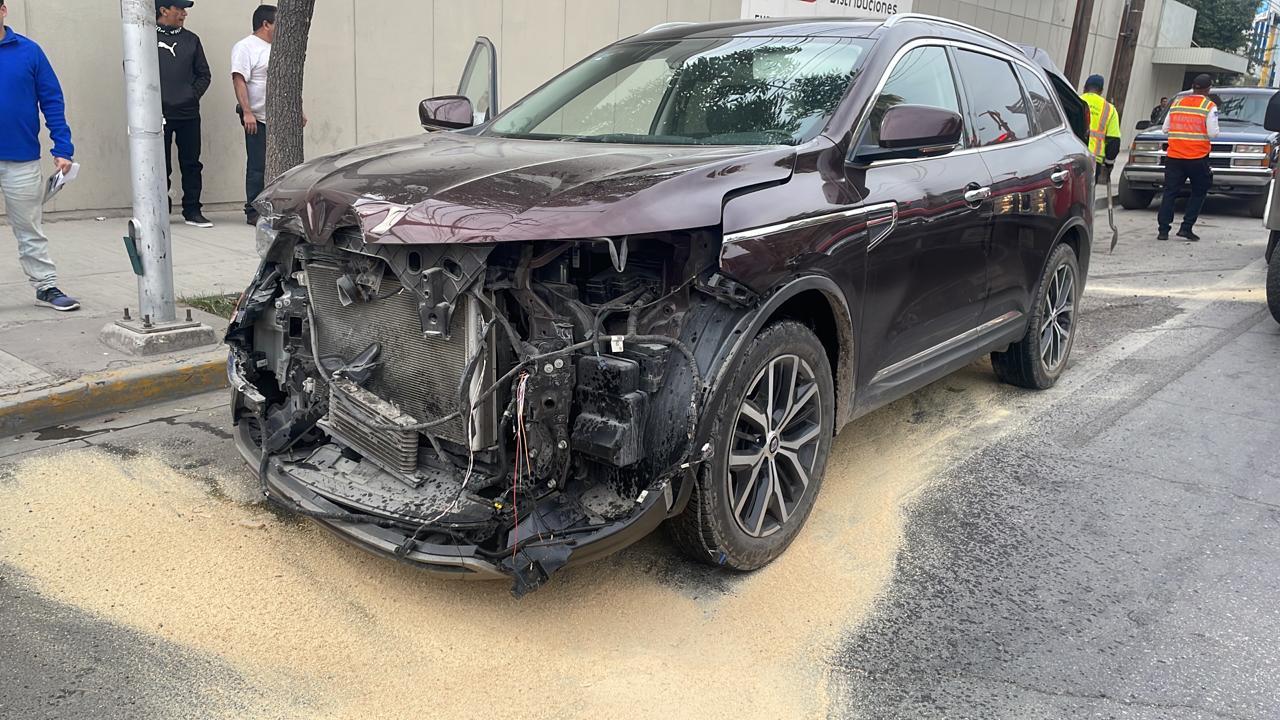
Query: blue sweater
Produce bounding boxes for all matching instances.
[0,27,74,162]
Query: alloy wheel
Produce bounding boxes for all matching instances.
[727,354,823,538]
[1039,262,1076,373]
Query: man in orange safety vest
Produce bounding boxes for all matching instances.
[1157,74,1220,241]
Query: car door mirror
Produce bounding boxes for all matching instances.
[419,95,474,131]
[1136,120,1152,130]
[1265,90,1280,132]
[855,105,964,163]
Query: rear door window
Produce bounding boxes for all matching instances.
[954,49,1033,147]
[1015,64,1064,134]
[860,45,962,148]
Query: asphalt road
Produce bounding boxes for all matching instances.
[1,199,1276,719]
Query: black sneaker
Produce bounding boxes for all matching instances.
[184,212,214,228]
[35,287,81,312]
[1176,228,1200,242]
[1156,231,1169,241]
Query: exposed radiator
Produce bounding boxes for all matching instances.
[306,258,492,452]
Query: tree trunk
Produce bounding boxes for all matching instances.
[265,0,316,181]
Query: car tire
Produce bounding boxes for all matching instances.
[1268,251,1280,325]
[1118,175,1155,210]
[992,243,1081,390]
[1249,194,1268,219]
[669,320,834,571]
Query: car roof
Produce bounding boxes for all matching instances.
[1177,87,1275,96]
[627,18,884,42]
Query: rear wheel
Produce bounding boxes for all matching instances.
[670,320,834,570]
[1118,175,1155,210]
[992,243,1080,390]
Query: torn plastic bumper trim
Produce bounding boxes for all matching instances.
[232,400,673,583]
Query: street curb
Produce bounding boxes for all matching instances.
[0,350,228,438]
[1093,194,1119,212]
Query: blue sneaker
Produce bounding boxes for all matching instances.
[35,287,81,312]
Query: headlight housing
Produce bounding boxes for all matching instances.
[1233,144,1267,154]
[1132,141,1161,153]
[255,216,280,258]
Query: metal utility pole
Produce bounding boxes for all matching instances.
[1064,0,1096,87]
[1107,0,1146,120]
[119,0,174,323]
[102,0,215,355]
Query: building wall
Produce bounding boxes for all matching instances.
[4,0,1184,215]
[2,0,742,216]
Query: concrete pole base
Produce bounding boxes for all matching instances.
[100,319,219,356]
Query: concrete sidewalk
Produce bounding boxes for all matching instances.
[0,210,260,434]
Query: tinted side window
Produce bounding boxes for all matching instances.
[862,45,961,147]
[1015,64,1063,133]
[954,50,1033,147]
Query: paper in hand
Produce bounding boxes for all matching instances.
[44,162,80,203]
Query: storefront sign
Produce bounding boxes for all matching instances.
[740,0,912,20]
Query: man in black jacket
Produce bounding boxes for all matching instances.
[157,0,212,227]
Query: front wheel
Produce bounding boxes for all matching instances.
[992,243,1081,390]
[1118,175,1155,210]
[669,320,835,571]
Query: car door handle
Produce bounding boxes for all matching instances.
[1051,169,1070,185]
[964,186,992,204]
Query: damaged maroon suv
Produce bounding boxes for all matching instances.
[227,15,1093,595]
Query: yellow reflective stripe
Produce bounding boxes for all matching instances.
[1167,132,1209,140]
[1099,102,1113,132]
[1171,108,1211,117]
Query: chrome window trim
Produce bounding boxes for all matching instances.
[724,201,898,244]
[870,310,1024,385]
[849,38,1070,169]
[883,13,1025,55]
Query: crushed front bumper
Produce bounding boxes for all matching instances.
[230,388,674,587]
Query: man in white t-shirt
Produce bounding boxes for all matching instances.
[231,4,274,226]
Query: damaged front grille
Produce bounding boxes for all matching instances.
[306,258,494,452]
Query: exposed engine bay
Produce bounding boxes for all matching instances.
[227,227,756,595]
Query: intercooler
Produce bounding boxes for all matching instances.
[306,257,494,470]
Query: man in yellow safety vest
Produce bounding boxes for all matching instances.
[1080,74,1121,182]
[1157,74,1219,241]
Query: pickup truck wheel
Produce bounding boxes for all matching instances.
[1118,175,1154,210]
[1268,250,1280,324]
[1249,194,1268,219]
[669,320,834,571]
[992,243,1080,390]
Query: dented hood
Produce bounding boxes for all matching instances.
[260,132,798,244]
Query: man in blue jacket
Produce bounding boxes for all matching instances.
[0,0,79,311]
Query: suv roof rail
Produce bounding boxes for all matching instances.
[883,13,1023,54]
[643,21,696,34]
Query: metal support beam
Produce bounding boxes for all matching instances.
[119,0,175,324]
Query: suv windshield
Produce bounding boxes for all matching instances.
[1212,93,1269,124]
[485,37,871,146]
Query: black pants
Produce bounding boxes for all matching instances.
[245,122,267,218]
[1158,156,1212,233]
[163,117,203,216]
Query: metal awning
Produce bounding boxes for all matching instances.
[1152,46,1249,74]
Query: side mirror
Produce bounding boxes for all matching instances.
[1136,120,1152,130]
[419,95,474,131]
[856,104,964,163]
[1265,90,1280,132]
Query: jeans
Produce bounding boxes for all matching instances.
[245,121,267,217]
[1157,156,1212,233]
[163,116,204,216]
[0,160,57,291]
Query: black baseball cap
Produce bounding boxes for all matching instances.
[158,0,194,8]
